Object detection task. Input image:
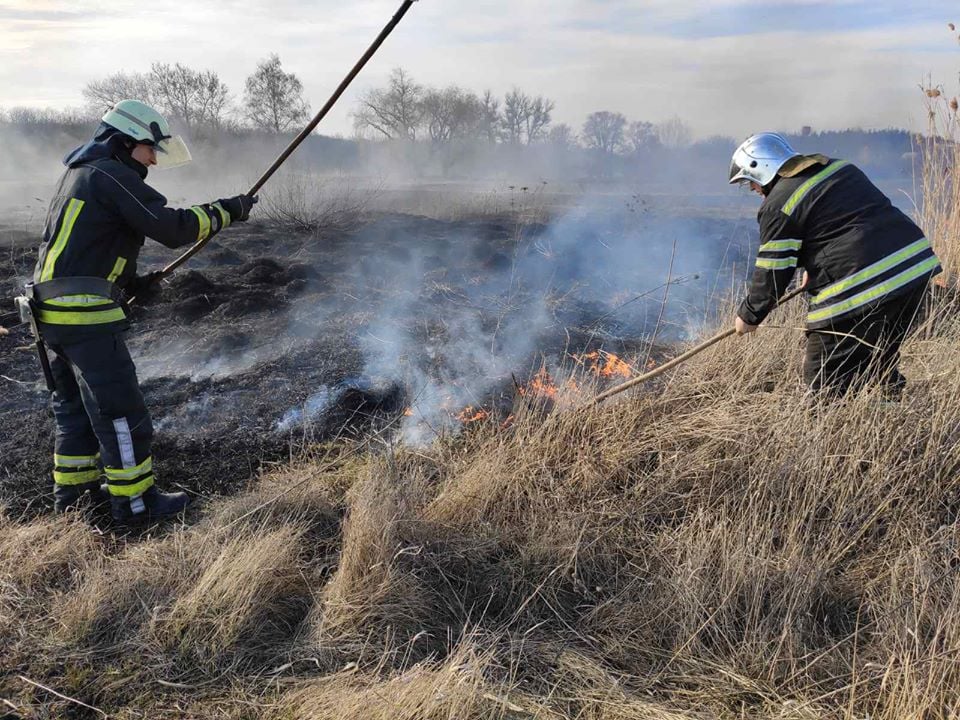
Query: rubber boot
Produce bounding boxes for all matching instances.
[53,481,110,513]
[110,486,190,523]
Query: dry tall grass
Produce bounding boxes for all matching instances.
[4,110,960,720]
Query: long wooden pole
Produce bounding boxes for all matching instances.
[159,0,419,279]
[592,286,806,405]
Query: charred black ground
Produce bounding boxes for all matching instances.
[1,208,749,521]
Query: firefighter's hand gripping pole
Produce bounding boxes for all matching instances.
[591,286,806,406]
[158,0,420,280]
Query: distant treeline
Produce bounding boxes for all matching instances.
[1,61,921,186]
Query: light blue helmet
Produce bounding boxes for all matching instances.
[729,132,799,187]
[102,99,192,169]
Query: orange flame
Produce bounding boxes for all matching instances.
[456,405,489,423]
[403,408,414,417]
[580,351,633,379]
[519,367,558,398]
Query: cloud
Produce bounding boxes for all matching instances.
[0,0,955,138]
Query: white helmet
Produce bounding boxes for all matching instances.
[102,99,192,170]
[729,132,799,187]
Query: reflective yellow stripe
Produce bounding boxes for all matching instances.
[55,453,99,468]
[104,474,154,497]
[212,202,231,230]
[757,257,798,270]
[104,456,152,481]
[759,240,802,252]
[107,256,127,282]
[807,257,940,323]
[812,238,932,305]
[782,161,849,216]
[39,198,85,282]
[190,206,211,241]
[43,295,114,307]
[36,307,127,325]
[54,468,101,486]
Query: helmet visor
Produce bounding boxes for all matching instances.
[729,159,748,185]
[153,135,192,170]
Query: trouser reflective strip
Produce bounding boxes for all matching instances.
[782,161,849,216]
[54,468,102,485]
[54,452,100,467]
[104,455,154,497]
[190,206,211,242]
[39,198,85,282]
[807,257,940,323]
[112,417,137,468]
[812,238,933,305]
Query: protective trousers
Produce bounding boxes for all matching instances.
[803,283,927,397]
[48,333,156,498]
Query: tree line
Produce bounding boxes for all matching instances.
[62,55,310,136]
[352,67,695,155]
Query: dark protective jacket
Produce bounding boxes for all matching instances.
[32,124,231,343]
[738,155,940,331]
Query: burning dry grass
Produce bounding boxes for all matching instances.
[5,297,960,717]
[7,137,960,720]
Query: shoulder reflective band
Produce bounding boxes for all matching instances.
[807,256,940,324]
[782,161,850,217]
[107,256,127,282]
[811,238,933,305]
[759,239,802,252]
[35,306,127,325]
[757,257,798,270]
[39,198,85,282]
[190,206,211,242]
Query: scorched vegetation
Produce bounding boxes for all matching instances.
[3,115,960,720]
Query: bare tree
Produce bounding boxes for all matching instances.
[353,67,424,140]
[149,62,231,133]
[524,95,555,143]
[243,54,310,132]
[656,116,693,149]
[547,123,578,151]
[502,88,529,144]
[626,120,659,153]
[421,86,482,144]
[82,72,156,113]
[478,90,501,144]
[581,111,627,155]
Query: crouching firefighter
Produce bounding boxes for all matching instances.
[728,133,940,397]
[17,99,257,520]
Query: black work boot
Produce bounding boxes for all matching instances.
[53,481,110,513]
[110,486,190,523]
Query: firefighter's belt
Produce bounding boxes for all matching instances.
[26,277,123,303]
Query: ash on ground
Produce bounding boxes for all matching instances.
[0,207,751,519]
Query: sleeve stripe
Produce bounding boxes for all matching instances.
[756,257,798,270]
[759,239,802,252]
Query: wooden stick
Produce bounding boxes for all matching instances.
[592,286,806,405]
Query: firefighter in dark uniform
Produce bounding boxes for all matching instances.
[28,99,257,520]
[728,132,940,396]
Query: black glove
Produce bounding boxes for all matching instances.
[217,194,258,223]
[123,270,165,299]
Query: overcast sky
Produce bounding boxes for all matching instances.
[0,0,957,140]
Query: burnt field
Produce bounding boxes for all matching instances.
[0,202,751,520]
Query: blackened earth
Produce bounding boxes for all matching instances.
[1,210,750,521]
